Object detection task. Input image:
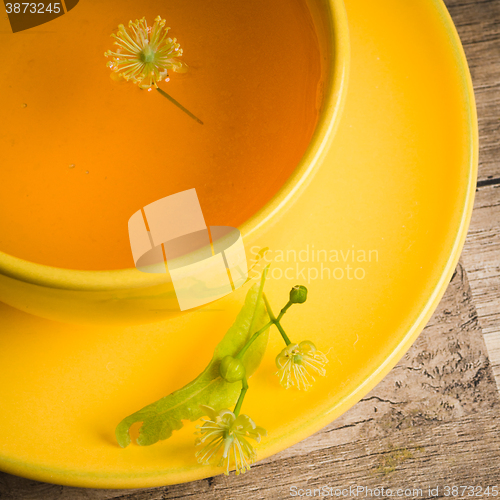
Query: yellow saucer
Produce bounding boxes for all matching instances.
[0,0,476,488]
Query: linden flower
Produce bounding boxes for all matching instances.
[105,16,187,90]
[276,340,328,391]
[195,406,267,475]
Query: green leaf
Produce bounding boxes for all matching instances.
[116,281,270,448]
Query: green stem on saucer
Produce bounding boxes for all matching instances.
[277,300,293,322]
[263,294,292,346]
[235,320,274,360]
[233,377,249,416]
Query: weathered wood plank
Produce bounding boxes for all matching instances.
[446,0,500,184]
[485,333,500,388]
[462,184,500,389]
[462,185,500,337]
[447,0,500,389]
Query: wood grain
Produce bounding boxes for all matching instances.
[462,185,500,385]
[447,0,500,184]
[450,0,500,388]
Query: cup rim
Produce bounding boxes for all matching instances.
[0,0,350,292]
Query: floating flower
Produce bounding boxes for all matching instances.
[276,340,328,391]
[105,16,187,90]
[195,406,267,475]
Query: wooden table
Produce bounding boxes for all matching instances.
[1,0,499,497]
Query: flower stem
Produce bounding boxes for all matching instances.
[233,377,248,416]
[156,87,204,124]
[274,321,292,346]
[263,294,292,346]
[236,320,273,360]
[262,294,276,321]
[235,268,293,363]
[277,300,293,322]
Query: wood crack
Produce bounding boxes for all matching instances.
[477,177,500,188]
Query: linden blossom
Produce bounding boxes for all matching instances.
[105,16,203,124]
[116,268,328,476]
[105,16,187,90]
[250,245,379,264]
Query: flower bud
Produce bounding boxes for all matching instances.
[219,355,246,383]
[289,285,308,304]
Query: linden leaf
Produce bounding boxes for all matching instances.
[116,279,270,448]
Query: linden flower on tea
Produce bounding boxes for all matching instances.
[276,340,328,391]
[105,16,187,90]
[195,406,267,475]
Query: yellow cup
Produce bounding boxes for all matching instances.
[0,0,350,325]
